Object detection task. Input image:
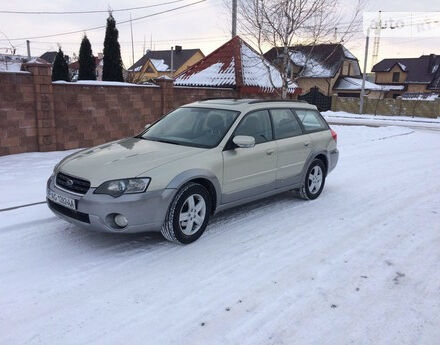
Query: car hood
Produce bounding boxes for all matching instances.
[56,137,205,186]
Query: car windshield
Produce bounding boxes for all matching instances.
[140,107,240,148]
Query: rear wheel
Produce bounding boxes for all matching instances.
[161,182,211,244]
[299,159,326,200]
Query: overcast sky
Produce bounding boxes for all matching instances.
[1,0,439,72]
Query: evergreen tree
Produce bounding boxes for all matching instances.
[78,35,96,80]
[52,48,70,82]
[102,13,123,81]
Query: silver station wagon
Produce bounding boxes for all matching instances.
[47,99,339,244]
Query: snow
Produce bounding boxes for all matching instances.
[398,62,407,71]
[156,75,173,80]
[323,111,440,130]
[401,93,439,101]
[52,80,158,87]
[0,61,22,72]
[2,125,440,344]
[0,150,78,209]
[342,46,357,59]
[175,59,236,87]
[150,58,169,72]
[335,77,384,91]
[289,50,333,78]
[240,42,297,93]
[378,84,405,91]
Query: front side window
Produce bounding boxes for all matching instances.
[234,110,273,144]
[270,109,303,139]
[141,107,239,148]
[295,109,328,132]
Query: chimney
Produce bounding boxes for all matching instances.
[175,45,182,53]
[97,52,103,59]
[428,54,436,73]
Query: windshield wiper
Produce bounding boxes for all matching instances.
[141,137,185,146]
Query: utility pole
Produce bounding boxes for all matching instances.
[130,13,135,66]
[232,0,237,37]
[26,40,31,58]
[359,28,370,114]
[371,10,381,68]
[334,27,337,42]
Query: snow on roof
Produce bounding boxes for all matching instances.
[0,54,48,72]
[342,46,357,60]
[0,61,22,72]
[401,92,439,101]
[397,62,407,71]
[150,58,169,72]
[378,84,405,91]
[240,42,296,92]
[334,77,385,91]
[174,36,297,93]
[175,60,235,87]
[289,50,333,78]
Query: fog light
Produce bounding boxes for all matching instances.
[114,214,128,228]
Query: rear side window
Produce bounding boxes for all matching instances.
[235,110,273,144]
[270,109,303,139]
[295,109,328,132]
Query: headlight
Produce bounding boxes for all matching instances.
[94,178,151,197]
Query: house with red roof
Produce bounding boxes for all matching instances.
[174,36,299,97]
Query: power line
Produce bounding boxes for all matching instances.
[0,0,206,41]
[0,0,187,15]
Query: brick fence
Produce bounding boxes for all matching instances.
[331,95,440,118]
[0,63,260,156]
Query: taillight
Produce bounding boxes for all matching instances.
[330,129,337,143]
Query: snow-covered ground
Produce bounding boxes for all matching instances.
[323,111,440,131]
[1,125,440,345]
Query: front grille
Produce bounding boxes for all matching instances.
[47,199,90,223]
[56,172,90,195]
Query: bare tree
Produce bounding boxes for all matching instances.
[227,0,364,98]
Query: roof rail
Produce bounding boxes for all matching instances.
[248,99,308,104]
[200,97,242,101]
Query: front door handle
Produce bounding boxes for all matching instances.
[266,149,275,155]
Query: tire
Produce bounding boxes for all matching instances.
[161,182,211,244]
[299,159,326,200]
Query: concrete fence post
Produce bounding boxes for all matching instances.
[155,76,174,117]
[23,62,57,152]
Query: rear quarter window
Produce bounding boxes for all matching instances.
[294,109,328,132]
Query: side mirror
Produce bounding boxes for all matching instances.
[144,123,151,129]
[233,135,255,148]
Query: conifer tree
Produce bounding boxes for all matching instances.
[102,13,123,81]
[52,48,70,82]
[78,35,96,80]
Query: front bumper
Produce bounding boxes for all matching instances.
[47,176,176,233]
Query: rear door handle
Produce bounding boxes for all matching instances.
[304,141,310,147]
[266,149,275,155]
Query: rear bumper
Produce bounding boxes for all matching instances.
[47,176,176,233]
[328,148,339,174]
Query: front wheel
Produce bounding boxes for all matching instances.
[161,182,211,244]
[299,159,326,200]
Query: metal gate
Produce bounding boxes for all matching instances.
[298,87,331,112]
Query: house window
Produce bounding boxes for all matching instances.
[392,72,400,82]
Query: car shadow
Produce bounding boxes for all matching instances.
[58,190,306,252]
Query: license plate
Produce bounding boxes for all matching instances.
[47,188,76,210]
